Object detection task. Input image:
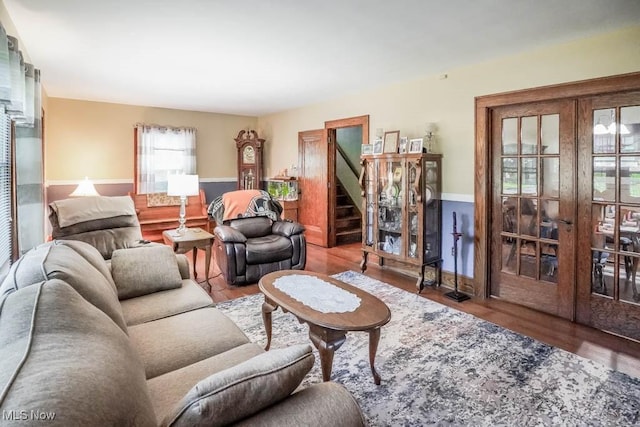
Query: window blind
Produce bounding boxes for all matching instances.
[0,111,13,274]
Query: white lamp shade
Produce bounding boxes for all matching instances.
[70,177,100,197]
[167,174,200,197]
[425,122,437,134]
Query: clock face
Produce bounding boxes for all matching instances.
[243,145,255,164]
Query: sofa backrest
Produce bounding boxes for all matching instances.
[0,279,156,425]
[227,216,273,239]
[49,196,143,260]
[0,240,127,332]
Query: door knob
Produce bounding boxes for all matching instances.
[558,218,573,225]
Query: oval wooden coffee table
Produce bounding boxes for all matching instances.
[258,270,391,385]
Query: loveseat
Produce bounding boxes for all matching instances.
[0,240,365,426]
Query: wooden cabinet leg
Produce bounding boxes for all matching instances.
[360,251,368,273]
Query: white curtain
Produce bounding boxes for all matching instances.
[136,124,196,194]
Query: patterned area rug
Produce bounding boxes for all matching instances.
[217,271,640,426]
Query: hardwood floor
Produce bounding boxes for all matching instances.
[189,242,640,380]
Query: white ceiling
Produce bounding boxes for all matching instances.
[4,0,640,116]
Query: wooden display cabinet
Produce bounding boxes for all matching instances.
[359,153,442,292]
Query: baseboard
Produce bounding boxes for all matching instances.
[370,256,475,297]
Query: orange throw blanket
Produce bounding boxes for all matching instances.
[221,190,263,221]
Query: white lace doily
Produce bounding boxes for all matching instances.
[273,274,361,313]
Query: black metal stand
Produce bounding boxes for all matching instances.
[445,211,470,302]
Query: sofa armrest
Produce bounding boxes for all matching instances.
[271,220,305,238]
[214,225,247,243]
[175,254,190,279]
[234,382,365,427]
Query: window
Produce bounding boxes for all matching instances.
[0,112,14,278]
[135,124,196,194]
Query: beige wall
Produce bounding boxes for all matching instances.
[258,25,640,199]
[45,98,256,182]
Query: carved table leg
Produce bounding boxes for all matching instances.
[308,325,347,382]
[192,247,198,279]
[369,327,382,385]
[204,243,212,285]
[360,251,368,273]
[261,297,278,351]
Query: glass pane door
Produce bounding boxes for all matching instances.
[499,114,560,283]
[590,106,640,303]
[377,159,403,256]
[491,100,575,319]
[578,93,640,341]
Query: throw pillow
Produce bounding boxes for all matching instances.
[111,245,182,300]
[163,344,314,427]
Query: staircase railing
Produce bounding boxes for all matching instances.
[336,144,362,215]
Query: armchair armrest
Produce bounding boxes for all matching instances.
[272,220,305,238]
[214,225,247,243]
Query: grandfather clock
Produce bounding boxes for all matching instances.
[235,129,264,190]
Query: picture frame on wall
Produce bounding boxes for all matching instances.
[399,136,408,154]
[361,144,374,155]
[383,130,400,153]
[373,138,384,155]
[408,138,424,153]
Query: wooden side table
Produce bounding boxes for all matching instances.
[162,227,214,285]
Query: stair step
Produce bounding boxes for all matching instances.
[336,204,357,218]
[336,229,362,245]
[336,215,361,230]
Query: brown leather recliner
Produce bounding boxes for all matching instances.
[214,216,306,286]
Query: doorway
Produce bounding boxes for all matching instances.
[297,115,369,248]
[475,72,640,340]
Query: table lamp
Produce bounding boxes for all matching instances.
[70,177,100,197]
[167,174,200,234]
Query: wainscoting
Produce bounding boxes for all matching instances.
[45,180,475,285]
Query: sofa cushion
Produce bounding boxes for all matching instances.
[148,343,265,424]
[246,235,293,264]
[0,241,127,332]
[111,245,183,300]
[0,279,156,426]
[120,279,214,326]
[162,344,314,427]
[128,307,251,379]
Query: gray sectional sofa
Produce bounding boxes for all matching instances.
[0,239,365,426]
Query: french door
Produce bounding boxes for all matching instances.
[576,91,640,340]
[490,100,576,319]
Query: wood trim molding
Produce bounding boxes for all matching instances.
[324,114,370,145]
[324,115,370,247]
[474,71,640,300]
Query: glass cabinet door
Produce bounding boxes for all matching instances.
[407,159,421,259]
[377,158,404,255]
[363,160,375,246]
[423,159,440,262]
